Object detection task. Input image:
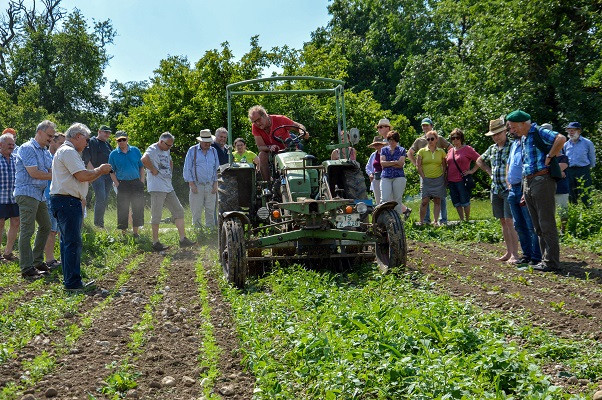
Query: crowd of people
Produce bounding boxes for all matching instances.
[363,112,595,273]
[0,107,595,290]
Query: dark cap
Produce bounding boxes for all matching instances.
[99,125,112,132]
[566,122,581,130]
[506,110,531,122]
[115,131,128,140]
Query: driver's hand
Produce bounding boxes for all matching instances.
[269,145,279,152]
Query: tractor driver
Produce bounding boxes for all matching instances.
[248,105,309,181]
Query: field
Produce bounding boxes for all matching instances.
[1,200,601,399]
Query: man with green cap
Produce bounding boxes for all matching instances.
[507,110,566,272]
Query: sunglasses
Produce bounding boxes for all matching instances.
[450,136,460,140]
[117,138,127,142]
[426,137,436,141]
[377,125,389,129]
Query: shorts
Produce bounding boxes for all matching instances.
[47,200,58,232]
[448,180,470,207]
[491,190,512,219]
[150,191,185,224]
[0,203,19,219]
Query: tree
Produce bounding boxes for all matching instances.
[0,0,115,128]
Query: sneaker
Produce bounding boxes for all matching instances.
[21,268,45,280]
[532,262,556,272]
[179,237,196,247]
[529,259,541,266]
[2,252,18,262]
[152,241,170,252]
[65,280,96,293]
[513,256,530,265]
[46,259,61,271]
[35,262,51,274]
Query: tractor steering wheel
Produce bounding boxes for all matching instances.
[271,125,309,148]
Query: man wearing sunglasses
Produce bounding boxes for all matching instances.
[82,125,113,229]
[109,132,145,238]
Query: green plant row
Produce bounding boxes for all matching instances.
[221,264,597,399]
[195,249,222,400]
[0,254,146,399]
[100,255,171,399]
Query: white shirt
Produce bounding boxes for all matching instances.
[144,143,174,192]
[49,141,87,200]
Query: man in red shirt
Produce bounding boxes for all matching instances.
[248,105,308,181]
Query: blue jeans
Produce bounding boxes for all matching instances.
[51,195,84,289]
[92,174,113,227]
[508,184,541,262]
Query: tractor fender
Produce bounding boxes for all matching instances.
[222,211,251,227]
[372,201,398,222]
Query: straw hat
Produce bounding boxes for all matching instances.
[368,136,387,148]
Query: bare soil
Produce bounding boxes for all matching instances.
[2,235,601,399]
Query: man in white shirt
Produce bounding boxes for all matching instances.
[141,132,195,251]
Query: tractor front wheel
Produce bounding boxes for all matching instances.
[220,219,247,288]
[375,209,407,273]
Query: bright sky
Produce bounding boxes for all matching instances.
[59,0,332,94]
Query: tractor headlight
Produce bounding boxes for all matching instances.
[257,207,270,220]
[355,202,368,214]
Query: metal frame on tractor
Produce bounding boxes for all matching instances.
[218,76,406,287]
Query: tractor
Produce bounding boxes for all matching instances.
[218,76,406,287]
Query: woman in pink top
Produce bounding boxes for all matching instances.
[446,128,480,221]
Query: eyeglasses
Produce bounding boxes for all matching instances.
[251,115,263,124]
[161,140,173,148]
[377,125,389,129]
[450,136,460,140]
[117,138,127,142]
[426,137,436,141]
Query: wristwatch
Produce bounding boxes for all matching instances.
[546,154,552,158]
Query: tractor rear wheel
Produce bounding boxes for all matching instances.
[344,166,368,200]
[375,209,407,273]
[218,172,239,213]
[220,219,247,287]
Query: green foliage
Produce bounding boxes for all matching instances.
[0,2,114,130]
[222,266,568,399]
[101,363,139,398]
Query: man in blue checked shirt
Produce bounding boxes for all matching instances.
[563,122,596,206]
[14,120,56,280]
[183,129,219,229]
[0,133,20,263]
[507,110,566,273]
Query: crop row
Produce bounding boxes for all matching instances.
[219,261,601,399]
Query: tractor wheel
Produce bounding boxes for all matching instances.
[344,167,368,200]
[218,172,239,213]
[375,209,407,273]
[220,219,247,288]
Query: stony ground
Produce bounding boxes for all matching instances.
[1,234,601,399]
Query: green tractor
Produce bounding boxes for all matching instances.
[218,76,406,287]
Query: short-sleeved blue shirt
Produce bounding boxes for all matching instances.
[381,145,406,179]
[14,138,53,201]
[108,145,143,181]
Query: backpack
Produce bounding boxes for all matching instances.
[531,126,562,181]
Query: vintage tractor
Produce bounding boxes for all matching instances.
[218,76,406,287]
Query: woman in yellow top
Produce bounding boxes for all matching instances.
[416,130,447,225]
[232,137,259,166]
